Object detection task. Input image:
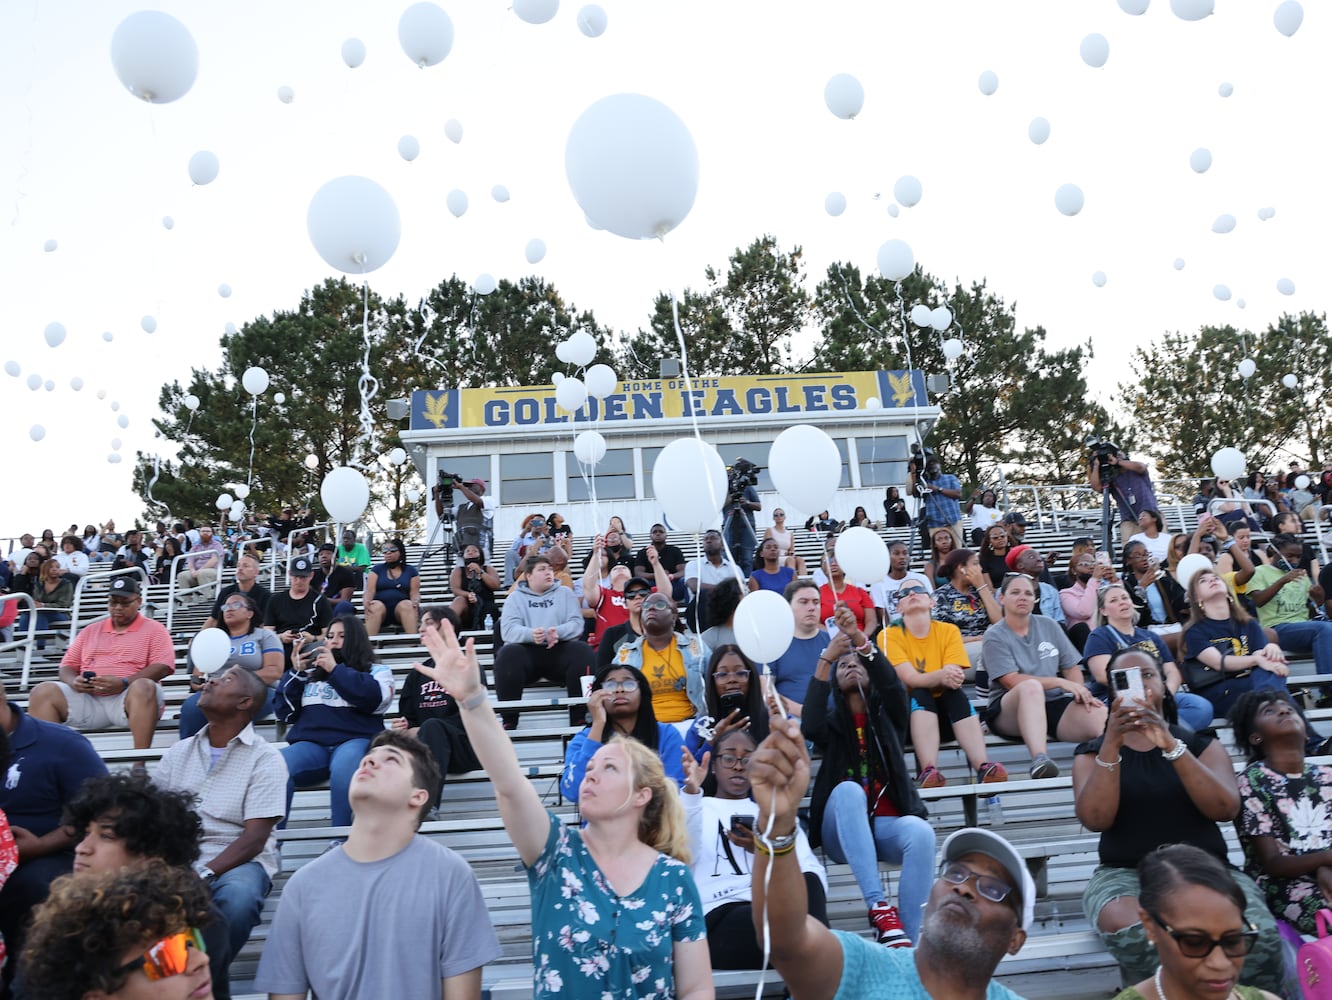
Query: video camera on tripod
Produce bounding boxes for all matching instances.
[432,468,467,520]
[726,457,762,504]
[1085,436,1122,484]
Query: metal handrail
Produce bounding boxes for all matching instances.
[70,567,150,643]
[165,551,223,632]
[0,592,39,690]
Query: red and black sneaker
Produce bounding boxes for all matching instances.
[868,901,911,948]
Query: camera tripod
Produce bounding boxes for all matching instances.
[420,509,455,568]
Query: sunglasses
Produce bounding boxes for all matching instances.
[897,585,929,598]
[939,862,1015,907]
[641,597,673,610]
[600,679,639,694]
[624,590,651,600]
[114,927,207,981]
[1148,912,1258,959]
[383,547,400,554]
[222,603,249,611]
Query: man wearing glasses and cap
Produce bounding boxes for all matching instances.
[749,712,1033,999]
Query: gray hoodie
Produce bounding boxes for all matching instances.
[500,581,585,644]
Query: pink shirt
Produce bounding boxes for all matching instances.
[61,613,175,683]
[1059,579,1098,629]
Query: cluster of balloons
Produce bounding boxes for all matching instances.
[909,303,953,332]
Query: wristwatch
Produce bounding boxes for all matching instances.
[199,866,218,882]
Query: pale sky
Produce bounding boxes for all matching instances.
[1,0,1326,541]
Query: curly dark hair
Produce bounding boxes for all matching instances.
[62,772,202,869]
[21,859,213,1000]
[707,577,743,627]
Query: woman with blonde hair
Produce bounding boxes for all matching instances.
[416,622,714,999]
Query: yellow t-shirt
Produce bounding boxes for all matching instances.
[639,642,693,722]
[877,623,969,697]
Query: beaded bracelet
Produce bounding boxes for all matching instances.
[753,831,798,857]
[1093,753,1121,771]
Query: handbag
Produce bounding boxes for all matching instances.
[1180,655,1232,691]
[1298,909,1332,998]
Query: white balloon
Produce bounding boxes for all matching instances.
[43,380,54,392]
[1055,183,1084,216]
[398,2,454,66]
[218,284,231,298]
[110,10,198,104]
[864,396,882,410]
[111,438,122,450]
[1237,358,1256,379]
[555,377,588,413]
[117,414,129,428]
[107,453,122,464]
[566,330,598,366]
[573,429,607,465]
[824,192,846,217]
[70,377,83,391]
[230,501,245,518]
[277,85,294,104]
[184,394,200,411]
[492,185,510,203]
[97,389,106,400]
[273,392,284,404]
[1218,82,1233,97]
[1117,0,1150,14]
[406,488,421,503]
[140,316,156,333]
[241,366,269,395]
[930,306,953,332]
[652,438,727,533]
[1296,474,1311,489]
[1189,148,1212,173]
[1028,117,1050,144]
[303,454,319,470]
[444,119,463,143]
[824,73,865,118]
[909,304,933,328]
[446,189,468,218]
[886,203,899,218]
[473,274,497,295]
[1214,284,1231,301]
[1283,375,1299,389]
[26,374,41,391]
[876,239,914,281]
[234,484,250,499]
[835,526,890,586]
[307,176,401,274]
[190,628,232,675]
[1174,258,1185,270]
[28,425,44,442]
[3,360,18,377]
[893,175,922,208]
[1258,207,1276,221]
[43,239,57,252]
[43,322,66,347]
[389,447,407,466]
[733,591,796,665]
[188,150,219,186]
[1175,553,1213,594]
[585,363,618,399]
[942,338,965,360]
[552,372,565,384]
[1277,278,1295,295]
[977,70,999,96]
[1170,0,1214,20]
[554,341,573,364]
[1080,33,1110,68]
[111,401,121,412]
[216,493,234,511]
[321,466,370,522]
[577,4,608,36]
[1237,299,1247,309]
[770,425,841,516]
[525,238,547,264]
[162,215,174,229]
[1092,271,1107,287]
[342,38,366,68]
[565,94,698,241]
[1274,1,1303,36]
[225,322,237,334]
[513,0,559,23]
[398,135,420,162]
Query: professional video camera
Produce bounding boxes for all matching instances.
[1085,436,1122,484]
[726,457,762,503]
[907,443,937,497]
[432,468,466,519]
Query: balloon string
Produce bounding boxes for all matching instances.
[144,453,169,521]
[247,396,257,489]
[355,276,379,467]
[833,263,890,342]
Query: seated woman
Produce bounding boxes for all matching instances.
[179,592,283,737]
[545,511,574,555]
[54,535,89,588]
[560,663,685,800]
[681,728,828,969]
[602,523,635,570]
[1083,583,1214,732]
[363,537,419,636]
[154,535,184,586]
[761,507,804,573]
[883,486,911,528]
[931,548,1001,692]
[817,554,877,636]
[700,577,742,650]
[847,506,875,529]
[277,615,394,830]
[448,543,501,635]
[1123,540,1188,658]
[1232,690,1332,936]
[750,537,795,595]
[1072,647,1285,993]
[922,527,957,588]
[802,615,934,948]
[1271,511,1320,580]
[1126,509,1171,564]
[878,586,1007,788]
[16,557,72,646]
[965,488,1004,545]
[979,524,1012,589]
[683,644,770,762]
[1111,845,1280,1000]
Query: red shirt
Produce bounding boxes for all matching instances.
[592,589,632,649]
[61,613,175,683]
[819,583,875,630]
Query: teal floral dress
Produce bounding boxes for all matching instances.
[527,812,707,997]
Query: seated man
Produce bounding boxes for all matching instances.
[1005,545,1066,626]
[27,577,175,750]
[201,551,272,631]
[263,557,333,671]
[634,523,688,601]
[493,554,595,730]
[609,592,708,731]
[254,731,502,998]
[1251,533,1332,674]
[335,528,372,574]
[154,665,287,962]
[177,523,225,599]
[981,574,1107,780]
[312,541,359,617]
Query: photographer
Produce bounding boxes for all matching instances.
[1088,444,1158,544]
[723,458,762,580]
[451,475,495,562]
[449,543,501,639]
[907,447,963,549]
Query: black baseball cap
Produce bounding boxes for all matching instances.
[318,542,336,553]
[108,576,141,596]
[290,557,314,576]
[1003,512,1028,526]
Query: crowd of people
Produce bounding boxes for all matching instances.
[2,450,1332,998]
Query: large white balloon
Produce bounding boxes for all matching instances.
[44,322,66,347]
[1277,278,1295,295]
[28,425,44,442]
[388,447,407,466]
[277,85,294,104]
[1274,1,1303,36]
[565,94,698,240]
[513,0,559,23]
[110,11,198,104]
[444,119,463,143]
[824,192,846,217]
[930,306,953,332]
[824,74,865,118]
[1189,148,1212,173]
[242,366,269,395]
[190,628,231,675]
[215,493,234,511]
[555,377,588,413]
[1028,117,1050,144]
[652,439,727,533]
[525,238,547,264]
[585,363,618,399]
[307,176,401,274]
[566,330,598,366]
[573,430,607,465]
[1211,448,1246,479]
[1213,285,1231,301]
[1118,0,1150,13]
[398,135,420,161]
[835,527,890,586]
[733,591,796,665]
[1212,214,1236,234]
[321,466,370,522]
[1175,553,1212,594]
[942,338,965,361]
[1055,183,1085,216]
[141,316,157,333]
[1092,271,1107,287]
[1295,474,1311,489]
[3,360,18,377]
[188,151,219,186]
[1080,33,1110,67]
[893,175,922,208]
[446,189,468,218]
[26,374,41,391]
[876,239,914,281]
[342,38,366,68]
[1237,358,1255,379]
[770,425,841,516]
[1170,0,1213,19]
[1283,374,1299,389]
[234,484,250,499]
[909,304,933,328]
[577,5,608,36]
[977,70,999,95]
[398,2,454,66]
[184,394,200,411]
[473,274,496,295]
[230,501,246,518]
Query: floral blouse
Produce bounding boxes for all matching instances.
[527,812,706,998]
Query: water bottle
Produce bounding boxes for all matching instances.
[984,795,1004,827]
[483,614,493,632]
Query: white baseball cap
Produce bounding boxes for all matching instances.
[940,827,1036,931]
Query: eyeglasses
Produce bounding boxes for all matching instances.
[624,590,650,600]
[897,585,929,598]
[641,597,673,611]
[1148,912,1258,958]
[939,862,1016,906]
[715,669,751,680]
[717,753,752,769]
[222,602,249,611]
[600,679,639,693]
[114,927,207,981]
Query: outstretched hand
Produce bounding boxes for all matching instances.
[417,620,485,701]
[682,747,710,794]
[748,715,810,834]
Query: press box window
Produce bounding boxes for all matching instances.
[500,452,554,505]
[566,449,635,501]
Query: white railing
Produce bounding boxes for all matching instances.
[0,592,38,690]
[70,567,150,643]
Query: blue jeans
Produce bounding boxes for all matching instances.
[210,860,271,957]
[281,738,371,829]
[1173,691,1216,732]
[178,686,277,739]
[15,610,70,648]
[1274,620,1332,674]
[820,781,935,941]
[723,511,757,579]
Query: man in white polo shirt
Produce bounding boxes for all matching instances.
[27,576,175,749]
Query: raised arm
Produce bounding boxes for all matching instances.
[582,536,604,606]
